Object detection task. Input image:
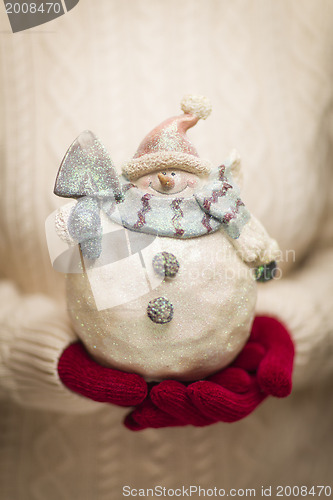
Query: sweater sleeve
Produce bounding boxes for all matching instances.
[0,280,100,413]
[256,246,333,389]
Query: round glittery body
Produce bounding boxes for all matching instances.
[147,296,174,324]
[152,252,180,278]
[66,226,257,382]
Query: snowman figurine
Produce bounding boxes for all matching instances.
[54,95,279,382]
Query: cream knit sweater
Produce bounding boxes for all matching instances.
[1,1,333,499]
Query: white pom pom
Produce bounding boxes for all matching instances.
[181,95,212,120]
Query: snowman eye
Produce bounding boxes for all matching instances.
[171,172,176,176]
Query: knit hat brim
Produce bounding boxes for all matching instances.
[122,151,212,181]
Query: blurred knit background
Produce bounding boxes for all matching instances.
[0,1,333,499]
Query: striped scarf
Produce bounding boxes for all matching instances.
[68,169,250,259]
[103,175,250,240]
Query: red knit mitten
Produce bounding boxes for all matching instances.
[125,316,294,430]
[58,342,147,407]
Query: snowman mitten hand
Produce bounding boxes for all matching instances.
[58,342,148,407]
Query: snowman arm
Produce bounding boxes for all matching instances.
[228,215,280,266]
[55,198,103,259]
[124,317,294,430]
[55,202,77,245]
[67,198,103,259]
[55,198,101,241]
[224,149,243,189]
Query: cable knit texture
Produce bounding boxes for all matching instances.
[0,0,333,498]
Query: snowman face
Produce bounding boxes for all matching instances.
[135,169,203,197]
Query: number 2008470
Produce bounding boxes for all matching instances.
[275,485,331,497]
[5,3,62,14]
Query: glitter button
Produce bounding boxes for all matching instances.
[152,252,179,278]
[147,297,174,324]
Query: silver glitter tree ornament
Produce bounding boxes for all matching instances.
[54,130,122,200]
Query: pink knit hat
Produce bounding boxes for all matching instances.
[122,95,212,181]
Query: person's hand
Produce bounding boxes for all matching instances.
[125,316,294,430]
[58,342,147,407]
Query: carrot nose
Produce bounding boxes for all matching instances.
[157,173,175,190]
